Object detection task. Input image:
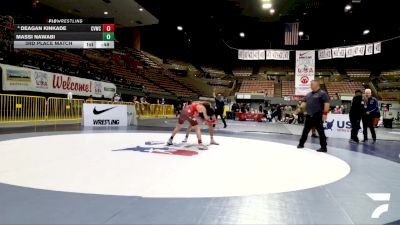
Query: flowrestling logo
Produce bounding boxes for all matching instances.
[113,141,199,156]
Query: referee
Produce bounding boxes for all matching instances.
[213,88,227,128]
[295,80,330,152]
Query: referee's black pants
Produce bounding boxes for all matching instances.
[349,115,361,142]
[299,114,327,149]
[362,114,376,141]
[216,109,227,127]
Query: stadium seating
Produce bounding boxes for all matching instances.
[202,67,226,78]
[281,80,295,97]
[379,70,400,100]
[347,69,370,78]
[239,80,275,97]
[325,81,364,99]
[233,67,252,77]
[9,46,200,97]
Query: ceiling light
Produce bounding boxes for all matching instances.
[363,29,370,35]
[345,4,352,11]
[262,3,272,9]
[177,26,183,31]
[270,8,275,14]
[104,11,108,15]
[139,8,143,12]
[239,32,245,38]
[298,31,304,36]
[261,0,270,2]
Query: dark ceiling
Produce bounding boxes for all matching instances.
[137,0,400,69]
[1,0,400,70]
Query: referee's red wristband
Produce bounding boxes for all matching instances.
[323,112,328,116]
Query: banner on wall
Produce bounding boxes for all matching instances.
[1,64,116,98]
[266,50,290,60]
[238,50,289,60]
[365,44,373,55]
[332,48,346,58]
[238,50,266,60]
[318,49,332,60]
[238,41,382,60]
[374,42,381,54]
[295,50,315,96]
[346,46,355,58]
[354,45,365,56]
[323,113,363,139]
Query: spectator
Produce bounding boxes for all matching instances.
[113,93,121,102]
[342,105,347,114]
[132,96,139,103]
[334,105,342,114]
[67,92,73,104]
[231,103,238,120]
[86,95,94,103]
[259,104,263,113]
[276,104,282,121]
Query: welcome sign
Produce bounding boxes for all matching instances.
[1,64,116,98]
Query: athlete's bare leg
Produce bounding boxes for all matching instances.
[167,123,184,145]
[183,125,193,142]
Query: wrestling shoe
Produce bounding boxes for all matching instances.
[349,139,359,144]
[182,138,188,143]
[197,144,208,150]
[316,148,328,153]
[297,144,304,149]
[167,139,173,146]
[210,140,220,145]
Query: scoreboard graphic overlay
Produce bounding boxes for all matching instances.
[14,18,114,49]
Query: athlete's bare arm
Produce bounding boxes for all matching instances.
[196,104,209,121]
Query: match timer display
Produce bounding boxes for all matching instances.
[14,18,115,49]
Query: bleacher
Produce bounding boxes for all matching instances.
[12,48,200,98]
[142,68,195,97]
[381,70,400,79]
[315,67,338,76]
[282,80,295,97]
[379,70,400,100]
[214,86,232,96]
[239,80,274,97]
[347,70,370,78]
[325,81,364,99]
[233,67,252,77]
[202,67,226,78]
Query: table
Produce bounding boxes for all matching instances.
[235,112,264,122]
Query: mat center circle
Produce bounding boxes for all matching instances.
[0,133,350,197]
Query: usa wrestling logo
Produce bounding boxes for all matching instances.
[112,141,198,156]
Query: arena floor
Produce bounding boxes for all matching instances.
[0,120,399,224]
